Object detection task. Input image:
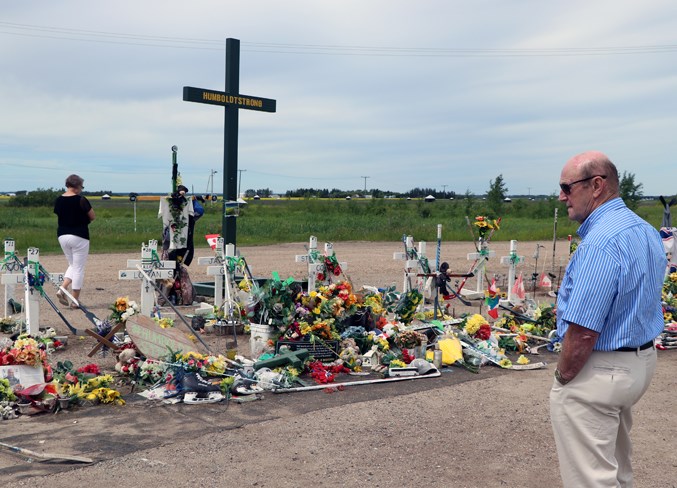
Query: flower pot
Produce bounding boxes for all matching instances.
[58,397,71,410]
[203,323,214,334]
[249,323,273,358]
[16,402,33,415]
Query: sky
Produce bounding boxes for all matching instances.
[1,0,677,197]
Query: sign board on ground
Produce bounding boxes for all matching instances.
[126,315,207,360]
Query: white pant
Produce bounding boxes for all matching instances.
[58,234,90,290]
[550,347,657,487]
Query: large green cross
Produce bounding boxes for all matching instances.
[183,38,276,249]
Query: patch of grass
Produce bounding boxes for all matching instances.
[0,197,665,254]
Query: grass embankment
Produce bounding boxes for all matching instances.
[0,197,665,255]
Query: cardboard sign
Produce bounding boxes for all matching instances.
[126,315,207,360]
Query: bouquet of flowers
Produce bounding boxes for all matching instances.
[473,216,500,240]
[109,297,140,323]
[394,329,426,349]
[394,290,423,324]
[461,314,492,341]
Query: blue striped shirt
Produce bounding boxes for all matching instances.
[556,197,666,351]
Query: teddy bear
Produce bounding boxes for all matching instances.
[115,347,139,375]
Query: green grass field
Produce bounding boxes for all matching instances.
[0,195,665,255]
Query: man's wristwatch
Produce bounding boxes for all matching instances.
[554,369,569,385]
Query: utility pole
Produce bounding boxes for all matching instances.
[237,169,246,200]
[207,169,218,204]
[361,176,370,193]
[442,184,448,196]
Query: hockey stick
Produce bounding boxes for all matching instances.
[36,263,101,328]
[0,440,93,464]
[135,264,212,354]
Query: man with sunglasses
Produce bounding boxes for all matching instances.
[550,150,665,487]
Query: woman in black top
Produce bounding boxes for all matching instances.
[53,174,95,308]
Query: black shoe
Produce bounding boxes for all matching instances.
[8,298,22,314]
[180,372,221,393]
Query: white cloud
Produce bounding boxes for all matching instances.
[1,0,676,196]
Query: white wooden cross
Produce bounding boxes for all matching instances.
[499,240,525,305]
[118,240,175,316]
[1,239,22,318]
[197,237,237,308]
[460,238,495,300]
[295,236,348,291]
[392,236,437,292]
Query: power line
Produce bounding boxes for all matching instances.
[2,21,677,57]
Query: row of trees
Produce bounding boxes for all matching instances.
[4,171,646,212]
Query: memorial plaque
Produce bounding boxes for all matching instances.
[275,340,340,362]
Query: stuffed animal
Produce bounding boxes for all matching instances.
[115,347,139,375]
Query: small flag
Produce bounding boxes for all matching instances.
[539,273,552,288]
[488,277,498,296]
[485,278,500,319]
[513,272,526,300]
[205,234,220,250]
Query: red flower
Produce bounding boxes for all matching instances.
[77,363,101,375]
[475,324,492,340]
[317,273,325,281]
[401,349,415,364]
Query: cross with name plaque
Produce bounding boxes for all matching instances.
[183,38,276,250]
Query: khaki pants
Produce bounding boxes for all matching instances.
[550,347,656,487]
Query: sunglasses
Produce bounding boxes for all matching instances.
[559,175,606,195]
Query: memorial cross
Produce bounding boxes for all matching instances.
[183,38,276,250]
[1,239,23,318]
[118,240,175,317]
[460,238,495,300]
[392,236,437,292]
[499,240,524,305]
[295,236,348,291]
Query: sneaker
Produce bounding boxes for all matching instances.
[56,291,69,307]
[8,298,22,314]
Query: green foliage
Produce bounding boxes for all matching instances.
[619,171,643,211]
[7,188,62,207]
[0,197,665,254]
[486,174,508,216]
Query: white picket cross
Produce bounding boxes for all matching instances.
[118,240,175,316]
[295,236,347,291]
[499,240,525,305]
[198,238,237,308]
[1,239,22,318]
[393,236,437,292]
[460,238,495,300]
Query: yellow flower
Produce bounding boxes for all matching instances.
[516,355,530,365]
[464,314,487,335]
[115,297,129,312]
[390,359,406,368]
[499,358,512,369]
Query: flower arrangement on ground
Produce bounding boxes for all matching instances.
[394,290,423,324]
[393,329,426,349]
[461,314,492,341]
[0,335,53,381]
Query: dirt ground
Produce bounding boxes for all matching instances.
[1,240,676,487]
